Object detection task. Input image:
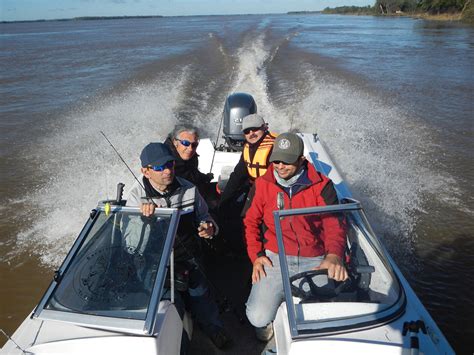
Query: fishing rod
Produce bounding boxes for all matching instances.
[100,131,146,192]
[209,111,224,173]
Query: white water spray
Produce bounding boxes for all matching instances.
[227,31,462,262]
[14,74,186,266]
[10,23,464,271]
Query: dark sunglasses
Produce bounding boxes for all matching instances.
[243,126,263,135]
[272,160,292,165]
[148,160,174,172]
[175,138,199,148]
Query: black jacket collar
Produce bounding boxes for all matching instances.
[143,175,181,199]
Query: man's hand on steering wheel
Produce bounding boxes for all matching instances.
[314,253,348,281]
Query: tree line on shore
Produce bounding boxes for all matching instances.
[322,0,473,23]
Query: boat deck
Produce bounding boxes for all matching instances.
[189,252,275,354]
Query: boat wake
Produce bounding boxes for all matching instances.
[6,24,463,273]
[12,77,186,266]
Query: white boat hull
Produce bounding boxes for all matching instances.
[2,301,192,354]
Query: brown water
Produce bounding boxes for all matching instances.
[0,15,473,353]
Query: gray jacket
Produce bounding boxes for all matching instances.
[127,176,217,227]
[124,176,218,261]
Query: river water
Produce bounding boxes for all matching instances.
[0,14,472,353]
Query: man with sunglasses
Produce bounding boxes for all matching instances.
[164,124,214,199]
[243,133,347,341]
[219,113,277,215]
[126,142,231,349]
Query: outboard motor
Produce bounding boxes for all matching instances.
[222,92,257,151]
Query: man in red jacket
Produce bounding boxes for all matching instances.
[244,132,348,341]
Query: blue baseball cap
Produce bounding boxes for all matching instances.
[140,143,175,167]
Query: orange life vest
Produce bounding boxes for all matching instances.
[243,132,277,180]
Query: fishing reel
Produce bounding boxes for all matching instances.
[101,182,126,206]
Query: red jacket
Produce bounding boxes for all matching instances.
[244,162,346,263]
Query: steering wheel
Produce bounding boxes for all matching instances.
[289,269,352,302]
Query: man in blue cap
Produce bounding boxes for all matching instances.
[127,142,230,349]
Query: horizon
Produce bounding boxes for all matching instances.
[1,0,372,22]
[1,12,326,24]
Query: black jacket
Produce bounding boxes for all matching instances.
[164,137,211,196]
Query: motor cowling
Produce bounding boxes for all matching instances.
[222,92,257,151]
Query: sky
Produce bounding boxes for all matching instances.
[1,0,373,22]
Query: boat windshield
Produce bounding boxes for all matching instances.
[34,205,181,334]
[273,200,405,338]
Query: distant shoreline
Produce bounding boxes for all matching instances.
[317,2,473,24]
[289,10,465,22]
[1,13,280,24]
[1,15,164,24]
[2,11,471,24]
[330,12,465,22]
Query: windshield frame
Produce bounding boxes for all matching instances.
[272,199,406,339]
[33,204,182,335]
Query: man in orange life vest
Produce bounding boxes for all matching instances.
[219,113,277,216]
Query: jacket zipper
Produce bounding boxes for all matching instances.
[286,182,313,261]
[287,186,300,259]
